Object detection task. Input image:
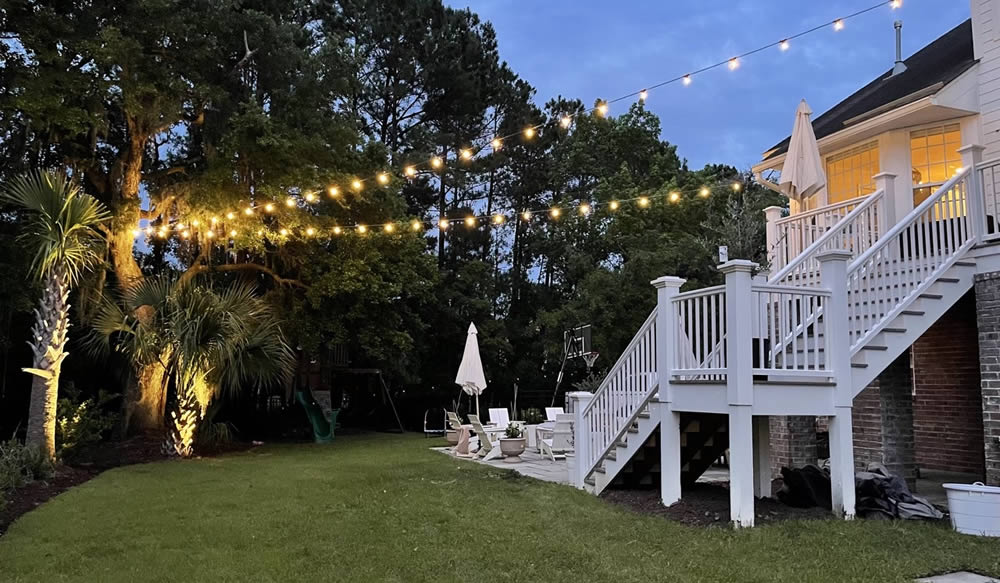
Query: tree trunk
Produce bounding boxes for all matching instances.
[121,359,169,435]
[163,378,203,458]
[24,267,70,460]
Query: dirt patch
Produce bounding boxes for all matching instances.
[602,481,832,527]
[1,435,255,536]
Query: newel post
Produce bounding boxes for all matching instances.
[763,206,784,269]
[818,249,856,519]
[651,276,685,506]
[719,259,757,527]
[568,391,594,489]
[958,144,986,242]
[872,172,898,237]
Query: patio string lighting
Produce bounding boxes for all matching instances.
[131,0,901,244]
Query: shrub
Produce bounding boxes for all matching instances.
[0,437,54,509]
[504,424,523,439]
[56,390,120,458]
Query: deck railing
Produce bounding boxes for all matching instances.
[751,283,831,375]
[770,195,871,271]
[670,285,727,380]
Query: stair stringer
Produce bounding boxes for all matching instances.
[584,406,661,495]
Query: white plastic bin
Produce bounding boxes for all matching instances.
[943,482,1000,537]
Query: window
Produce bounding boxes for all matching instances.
[911,123,962,205]
[825,141,880,204]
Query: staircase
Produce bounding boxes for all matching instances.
[572,161,992,509]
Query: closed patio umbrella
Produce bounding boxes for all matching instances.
[455,323,487,417]
[779,100,826,204]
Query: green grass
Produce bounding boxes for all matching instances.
[0,434,998,582]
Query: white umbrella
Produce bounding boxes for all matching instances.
[778,100,826,204]
[455,323,487,417]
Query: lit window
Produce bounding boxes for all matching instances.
[910,123,962,205]
[825,141,880,204]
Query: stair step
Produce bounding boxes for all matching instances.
[852,362,868,368]
[584,476,595,486]
[595,466,606,474]
[918,293,943,300]
[882,327,906,334]
[956,260,976,267]
[901,309,925,316]
[627,427,639,434]
[637,412,650,419]
[938,277,961,283]
[861,344,888,351]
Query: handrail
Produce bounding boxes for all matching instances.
[770,189,884,285]
[582,308,657,416]
[751,283,833,296]
[774,194,868,226]
[672,284,725,302]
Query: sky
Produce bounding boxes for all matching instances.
[448,0,971,170]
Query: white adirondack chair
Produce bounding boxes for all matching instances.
[468,414,502,461]
[544,407,564,422]
[540,416,573,461]
[487,407,510,429]
[446,411,463,431]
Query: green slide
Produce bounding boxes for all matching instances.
[295,391,339,443]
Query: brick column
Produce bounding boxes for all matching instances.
[769,416,817,475]
[975,272,1000,486]
[851,351,916,489]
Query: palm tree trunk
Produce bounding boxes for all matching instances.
[24,266,70,460]
[163,380,202,458]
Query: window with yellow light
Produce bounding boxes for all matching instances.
[825,141,880,205]
[910,123,962,205]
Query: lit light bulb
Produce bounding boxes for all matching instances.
[682,74,692,86]
[460,149,473,161]
[211,216,219,224]
[384,223,395,233]
[728,57,740,71]
[404,166,416,177]
[182,230,190,238]
[439,218,449,230]
[352,179,363,191]
[491,138,502,151]
[244,207,253,216]
[411,220,422,231]
[890,0,902,8]
[333,226,342,235]
[305,192,318,203]
[560,116,572,128]
[358,225,367,234]
[833,19,844,31]
[280,228,289,236]
[732,182,742,192]
[377,173,389,185]
[305,227,316,236]
[523,126,536,139]
[669,192,680,203]
[596,102,608,117]
[579,203,591,215]
[132,229,141,237]
[492,214,505,225]
[609,200,620,211]
[226,212,235,220]
[699,187,710,198]
[229,229,237,237]
[638,89,648,102]
[175,223,185,230]
[550,207,561,218]
[638,196,650,208]
[264,203,275,212]
[464,216,476,227]
[522,211,532,221]
[328,186,340,198]
[431,156,443,169]
[780,39,790,51]
[257,229,264,236]
[192,219,200,227]
[206,230,215,238]
[285,197,296,207]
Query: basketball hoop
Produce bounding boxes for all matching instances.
[583,352,599,370]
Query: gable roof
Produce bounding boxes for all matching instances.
[762,19,976,162]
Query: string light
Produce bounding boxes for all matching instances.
[638,89,648,102]
[699,187,710,198]
[560,116,572,128]
[226,212,235,220]
[780,39,790,51]
[439,218,449,230]
[285,197,295,207]
[465,216,476,227]
[256,229,264,236]
[192,220,200,227]
[550,207,561,218]
[328,186,339,197]
[491,138,502,151]
[244,207,253,216]
[891,0,901,8]
[280,228,289,236]
[609,200,620,211]
[384,223,395,233]
[304,193,318,203]
[411,220,422,231]
[638,196,650,208]
[305,227,316,236]
[833,19,844,31]
[669,192,680,203]
[264,203,275,212]
[431,156,443,169]
[132,229,141,237]
[181,230,190,238]
[682,74,692,86]
[732,182,742,192]
[206,230,215,239]
[404,166,417,177]
[728,57,740,71]
[352,179,363,191]
[579,203,591,215]
[460,149,473,161]
[358,225,367,234]
[230,229,238,237]
[523,127,536,140]
[596,102,608,117]
[333,226,342,235]
[211,216,219,224]
[522,211,532,221]
[377,173,390,185]
[492,214,505,225]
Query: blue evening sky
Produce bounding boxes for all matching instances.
[451,0,970,169]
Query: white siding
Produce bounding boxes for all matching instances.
[976,0,1000,159]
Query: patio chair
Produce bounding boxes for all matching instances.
[540,417,573,461]
[423,408,446,437]
[487,407,510,429]
[446,411,464,431]
[544,407,564,422]
[467,414,502,462]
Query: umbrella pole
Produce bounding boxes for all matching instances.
[476,394,480,418]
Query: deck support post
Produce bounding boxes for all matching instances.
[569,391,594,489]
[958,144,986,242]
[818,249,856,519]
[652,276,685,506]
[720,259,757,528]
[752,415,772,498]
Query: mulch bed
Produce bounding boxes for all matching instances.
[0,435,254,536]
[602,481,832,527]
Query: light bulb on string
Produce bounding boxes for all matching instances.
[732,182,742,192]
[411,220,422,231]
[638,196,650,208]
[211,216,219,224]
[550,207,561,218]
[132,229,142,238]
[682,74,692,86]
[244,207,253,216]
[377,173,390,185]
[328,186,340,197]
[305,192,317,203]
[352,179,363,191]
[523,127,536,140]
[305,227,316,236]
[492,214,505,225]
[333,226,343,235]
[464,216,476,227]
[206,230,215,239]
[609,200,620,211]
[229,229,238,237]
[404,166,416,178]
[384,223,395,233]
[699,187,711,198]
[226,212,235,220]
[285,197,296,207]
[833,19,844,31]
[439,218,449,230]
[780,39,790,51]
[638,89,648,102]
[596,102,608,117]
[280,228,289,236]
[431,156,443,170]
[669,192,680,203]
[491,138,502,151]
[560,116,572,129]
[460,149,473,161]
[728,57,740,71]
[579,203,591,216]
[181,230,190,238]
[358,225,367,234]
[521,211,532,221]
[264,203,275,213]
[256,229,264,236]
[891,0,902,8]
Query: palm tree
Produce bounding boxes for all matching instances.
[90,278,294,457]
[1,171,110,460]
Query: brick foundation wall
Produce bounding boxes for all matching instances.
[851,351,916,488]
[853,380,883,470]
[912,293,985,476]
[769,416,817,476]
[975,273,1000,486]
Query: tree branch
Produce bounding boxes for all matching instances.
[181,262,306,289]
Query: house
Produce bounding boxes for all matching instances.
[567,1,1000,527]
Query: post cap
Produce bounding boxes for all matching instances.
[816,249,853,262]
[566,391,595,401]
[717,259,758,275]
[957,144,986,155]
[651,276,686,289]
[872,172,897,181]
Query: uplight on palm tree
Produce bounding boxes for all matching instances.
[2,171,110,460]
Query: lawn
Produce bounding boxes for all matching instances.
[0,434,998,582]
